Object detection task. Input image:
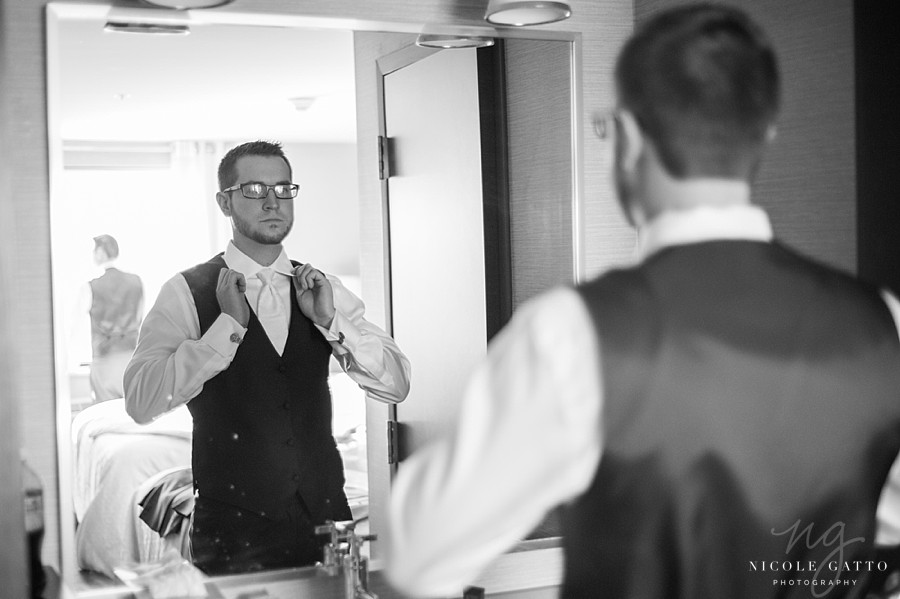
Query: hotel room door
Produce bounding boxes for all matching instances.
[379,43,510,465]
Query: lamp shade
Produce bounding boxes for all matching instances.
[484,0,572,26]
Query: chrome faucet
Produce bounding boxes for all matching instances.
[315,519,379,599]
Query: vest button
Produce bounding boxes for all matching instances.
[278,364,287,373]
[292,474,300,482]
[286,438,295,447]
[282,402,290,410]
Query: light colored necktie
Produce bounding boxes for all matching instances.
[256,268,288,354]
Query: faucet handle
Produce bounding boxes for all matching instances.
[315,520,352,575]
[343,532,379,599]
[315,519,357,542]
[346,531,377,558]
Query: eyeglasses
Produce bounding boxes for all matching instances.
[223,182,299,200]
[592,110,621,140]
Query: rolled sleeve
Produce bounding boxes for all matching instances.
[314,275,410,404]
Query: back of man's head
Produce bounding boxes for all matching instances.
[93,234,119,261]
[217,140,292,191]
[616,3,780,180]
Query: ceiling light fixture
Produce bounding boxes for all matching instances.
[139,0,235,9]
[484,0,572,26]
[288,97,317,112]
[415,34,495,49]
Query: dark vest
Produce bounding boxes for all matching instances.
[89,267,142,357]
[181,254,350,524]
[565,240,900,599]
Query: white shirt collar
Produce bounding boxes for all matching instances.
[638,204,773,261]
[223,241,294,278]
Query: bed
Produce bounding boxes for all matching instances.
[71,372,369,579]
[72,398,193,578]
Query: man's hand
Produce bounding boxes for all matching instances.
[293,263,336,328]
[216,268,249,327]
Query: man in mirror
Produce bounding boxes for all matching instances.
[86,234,143,403]
[124,140,410,575]
[386,4,900,598]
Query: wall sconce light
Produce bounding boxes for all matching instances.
[416,34,495,49]
[484,0,572,26]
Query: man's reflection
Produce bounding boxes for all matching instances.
[86,234,143,403]
[123,140,410,575]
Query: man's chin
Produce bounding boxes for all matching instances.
[236,227,291,246]
[257,232,289,245]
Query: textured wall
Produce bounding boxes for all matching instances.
[2,0,62,577]
[506,39,575,306]
[0,0,29,594]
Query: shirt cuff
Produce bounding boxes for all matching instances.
[204,313,247,358]
[315,310,359,352]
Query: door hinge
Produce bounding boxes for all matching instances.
[377,135,392,181]
[387,420,400,464]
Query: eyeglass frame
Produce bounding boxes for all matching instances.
[592,110,622,141]
[222,181,300,200]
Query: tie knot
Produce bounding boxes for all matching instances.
[257,268,274,285]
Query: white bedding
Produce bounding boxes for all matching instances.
[72,399,192,578]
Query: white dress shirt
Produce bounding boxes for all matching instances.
[124,242,410,424]
[386,204,900,598]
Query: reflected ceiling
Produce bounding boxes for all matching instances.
[56,15,357,143]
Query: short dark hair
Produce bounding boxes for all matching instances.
[615,3,780,179]
[217,140,292,191]
[93,234,119,260]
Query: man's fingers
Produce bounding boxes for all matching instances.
[218,268,246,294]
[293,264,319,291]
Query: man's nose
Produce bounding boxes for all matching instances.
[262,189,279,208]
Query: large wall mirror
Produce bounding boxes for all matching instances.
[46,2,583,595]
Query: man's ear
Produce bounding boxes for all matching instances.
[216,191,232,217]
[617,109,645,174]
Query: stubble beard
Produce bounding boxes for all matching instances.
[233,214,293,245]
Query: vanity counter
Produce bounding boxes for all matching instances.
[64,565,557,599]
